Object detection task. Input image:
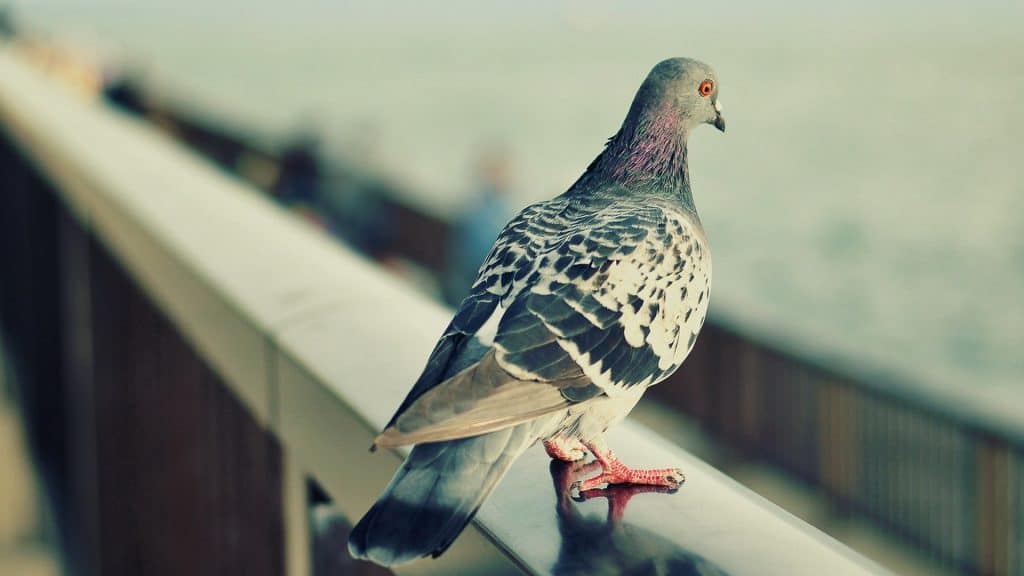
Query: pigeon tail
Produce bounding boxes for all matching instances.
[348,421,540,566]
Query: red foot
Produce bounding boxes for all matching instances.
[572,442,685,493]
[543,437,588,462]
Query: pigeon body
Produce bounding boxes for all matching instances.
[350,57,725,566]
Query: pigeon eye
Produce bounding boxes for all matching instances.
[698,79,714,97]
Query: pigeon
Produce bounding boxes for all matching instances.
[349,57,725,566]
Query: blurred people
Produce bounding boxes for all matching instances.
[318,121,396,257]
[102,70,147,115]
[274,128,336,232]
[445,145,515,304]
[275,130,322,208]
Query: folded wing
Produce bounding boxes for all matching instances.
[375,198,710,448]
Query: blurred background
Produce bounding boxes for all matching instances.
[0,1,1021,575]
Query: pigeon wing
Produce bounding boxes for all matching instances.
[376,198,575,436]
[492,202,711,397]
[375,198,711,448]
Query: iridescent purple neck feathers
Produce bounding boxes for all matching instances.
[596,100,690,188]
[572,99,692,206]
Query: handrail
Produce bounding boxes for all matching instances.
[0,47,884,575]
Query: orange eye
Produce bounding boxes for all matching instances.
[698,79,714,97]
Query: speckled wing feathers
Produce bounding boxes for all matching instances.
[376,195,710,447]
[491,201,710,395]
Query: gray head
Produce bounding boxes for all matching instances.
[574,57,724,194]
[625,57,725,135]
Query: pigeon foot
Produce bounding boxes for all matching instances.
[571,441,685,493]
[573,466,685,492]
[543,437,589,462]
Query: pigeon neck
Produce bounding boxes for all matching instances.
[580,105,695,210]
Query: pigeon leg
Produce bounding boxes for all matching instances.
[543,436,588,462]
[572,439,685,492]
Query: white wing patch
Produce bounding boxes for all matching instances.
[474,303,507,346]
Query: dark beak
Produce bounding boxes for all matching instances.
[713,112,726,133]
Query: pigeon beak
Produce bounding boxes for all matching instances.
[712,99,726,132]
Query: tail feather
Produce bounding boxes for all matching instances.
[348,422,538,566]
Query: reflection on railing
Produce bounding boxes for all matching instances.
[550,461,729,576]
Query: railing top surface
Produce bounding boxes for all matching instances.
[0,47,883,575]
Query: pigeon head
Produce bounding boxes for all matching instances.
[628,57,725,135]
[580,57,724,192]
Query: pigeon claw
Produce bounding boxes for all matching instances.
[661,468,687,486]
[570,479,585,501]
